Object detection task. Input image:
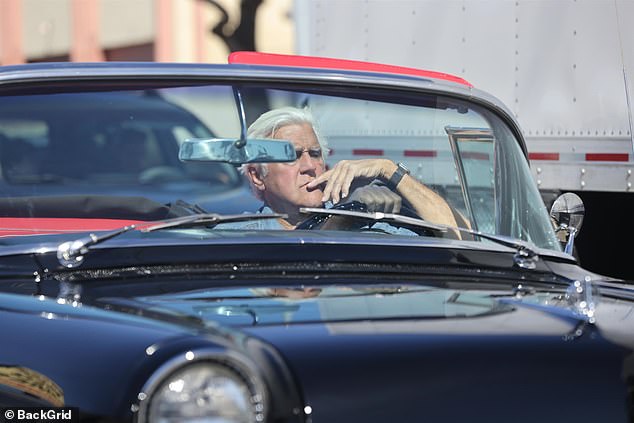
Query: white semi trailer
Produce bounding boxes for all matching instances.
[293,0,634,278]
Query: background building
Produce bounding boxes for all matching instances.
[0,0,294,65]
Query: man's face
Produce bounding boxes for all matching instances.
[260,123,325,215]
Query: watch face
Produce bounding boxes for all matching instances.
[399,163,410,174]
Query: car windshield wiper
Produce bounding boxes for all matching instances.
[55,212,286,269]
[140,212,286,232]
[57,225,136,269]
[299,207,541,269]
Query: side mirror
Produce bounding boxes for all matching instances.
[549,192,584,255]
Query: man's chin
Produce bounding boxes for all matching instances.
[302,192,325,208]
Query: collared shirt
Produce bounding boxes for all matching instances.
[216,204,290,230]
[216,204,416,235]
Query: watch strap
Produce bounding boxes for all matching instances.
[387,162,410,189]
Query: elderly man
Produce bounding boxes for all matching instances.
[241,106,459,231]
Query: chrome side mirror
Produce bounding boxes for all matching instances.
[549,192,584,255]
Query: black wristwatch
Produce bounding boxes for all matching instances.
[387,162,410,189]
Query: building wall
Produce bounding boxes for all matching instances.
[23,0,71,60]
[101,0,154,50]
[0,0,294,64]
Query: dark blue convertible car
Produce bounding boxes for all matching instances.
[0,52,632,423]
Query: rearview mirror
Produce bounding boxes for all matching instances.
[179,138,296,165]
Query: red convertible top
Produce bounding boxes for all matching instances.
[0,196,192,237]
[229,51,473,88]
[0,217,143,238]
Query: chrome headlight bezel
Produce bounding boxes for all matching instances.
[135,348,268,423]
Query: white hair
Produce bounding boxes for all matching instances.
[242,107,329,199]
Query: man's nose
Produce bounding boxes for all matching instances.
[298,151,317,171]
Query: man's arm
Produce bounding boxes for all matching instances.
[307,159,460,229]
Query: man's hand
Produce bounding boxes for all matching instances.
[307,158,461,236]
[344,184,402,213]
[307,159,397,203]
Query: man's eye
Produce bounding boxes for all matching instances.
[295,149,322,159]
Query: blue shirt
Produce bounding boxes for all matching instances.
[216,204,416,235]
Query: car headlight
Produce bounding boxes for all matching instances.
[138,351,267,423]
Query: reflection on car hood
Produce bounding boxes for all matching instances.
[97,284,579,331]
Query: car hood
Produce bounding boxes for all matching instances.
[245,310,629,422]
[89,282,633,422]
[99,286,512,325]
[87,282,630,338]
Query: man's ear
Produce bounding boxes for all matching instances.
[246,165,266,193]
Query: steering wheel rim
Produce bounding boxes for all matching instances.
[295,200,438,237]
[295,201,368,230]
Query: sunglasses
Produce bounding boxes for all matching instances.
[294,148,323,160]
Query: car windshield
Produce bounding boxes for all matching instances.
[0,80,560,251]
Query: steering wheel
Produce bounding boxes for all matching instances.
[295,201,368,230]
[295,199,439,237]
